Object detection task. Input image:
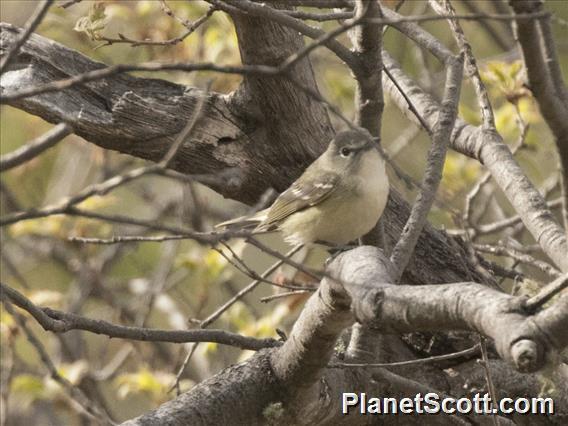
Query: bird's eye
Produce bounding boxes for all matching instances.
[340,148,351,157]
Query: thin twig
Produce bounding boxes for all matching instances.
[0,0,53,73]
[473,243,561,278]
[0,123,72,172]
[524,273,568,312]
[449,198,563,237]
[328,344,480,368]
[1,297,115,425]
[382,65,431,134]
[96,5,215,48]
[170,244,304,392]
[0,282,279,350]
[478,336,500,426]
[260,290,312,303]
[429,0,495,129]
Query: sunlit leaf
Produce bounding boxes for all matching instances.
[57,360,89,385]
[114,368,193,403]
[136,0,157,16]
[9,215,65,238]
[441,152,482,195]
[481,61,530,105]
[11,374,46,401]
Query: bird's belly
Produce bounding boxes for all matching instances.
[280,186,388,246]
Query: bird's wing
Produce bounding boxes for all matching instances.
[258,172,340,230]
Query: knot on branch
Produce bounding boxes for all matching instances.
[350,287,384,326]
[42,307,72,332]
[510,339,541,373]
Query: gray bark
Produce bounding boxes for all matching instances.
[0,22,487,286]
[2,3,567,424]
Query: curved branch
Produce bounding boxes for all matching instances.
[0,122,72,171]
[122,246,567,424]
[0,283,279,351]
[329,247,566,373]
[383,51,568,272]
[390,53,463,281]
[0,23,491,288]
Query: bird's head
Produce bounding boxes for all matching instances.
[326,129,378,171]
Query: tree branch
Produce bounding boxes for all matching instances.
[0,0,53,73]
[0,22,497,288]
[390,53,463,281]
[0,283,280,351]
[383,51,568,272]
[122,246,568,423]
[509,0,568,235]
[0,122,72,171]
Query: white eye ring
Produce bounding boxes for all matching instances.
[340,147,351,157]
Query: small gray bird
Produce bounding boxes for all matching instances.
[217,129,389,246]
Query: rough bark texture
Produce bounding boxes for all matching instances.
[123,247,568,425]
[0,22,487,286]
[2,2,567,424]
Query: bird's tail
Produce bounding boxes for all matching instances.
[215,209,268,231]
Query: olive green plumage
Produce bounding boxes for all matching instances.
[217,129,389,246]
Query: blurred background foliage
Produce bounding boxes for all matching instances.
[1,0,566,424]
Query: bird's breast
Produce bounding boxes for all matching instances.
[281,151,389,246]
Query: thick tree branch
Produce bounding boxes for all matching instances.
[122,246,568,424]
[209,0,356,67]
[509,0,568,235]
[0,22,492,287]
[329,247,567,373]
[352,0,383,137]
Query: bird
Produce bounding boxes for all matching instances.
[216,129,389,247]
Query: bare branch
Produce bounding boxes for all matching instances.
[1,297,115,425]
[0,0,53,73]
[352,0,383,137]
[0,122,72,171]
[473,243,562,278]
[463,104,529,227]
[390,54,463,281]
[331,247,567,372]
[328,344,480,368]
[95,5,215,48]
[510,0,568,238]
[0,282,280,351]
[429,0,495,129]
[383,51,568,272]
[525,273,568,312]
[207,0,356,67]
[170,244,305,391]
